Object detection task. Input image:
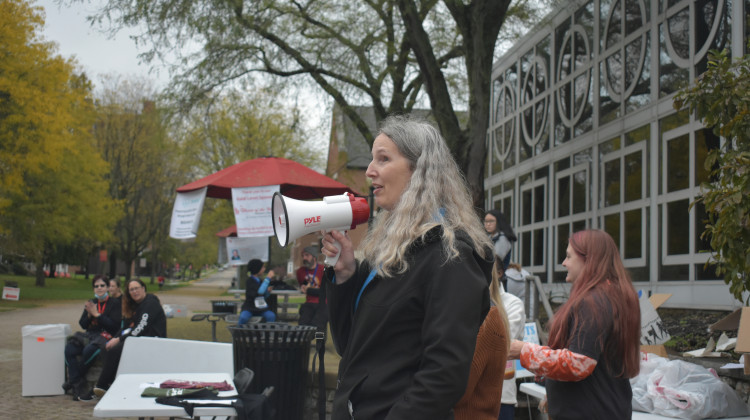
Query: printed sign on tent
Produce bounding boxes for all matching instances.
[232,185,279,237]
[226,237,269,265]
[169,187,207,239]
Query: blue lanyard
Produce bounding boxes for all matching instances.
[354,269,378,312]
[307,265,321,286]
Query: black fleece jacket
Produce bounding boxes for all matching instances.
[121,294,167,340]
[326,226,493,420]
[78,296,121,337]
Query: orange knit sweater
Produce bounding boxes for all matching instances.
[454,306,510,420]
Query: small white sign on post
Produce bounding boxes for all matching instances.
[2,286,20,301]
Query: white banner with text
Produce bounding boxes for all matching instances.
[227,236,269,265]
[169,187,207,239]
[232,185,279,237]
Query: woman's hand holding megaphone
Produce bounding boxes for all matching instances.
[321,229,356,283]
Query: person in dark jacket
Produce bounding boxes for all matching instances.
[92,278,167,397]
[321,114,494,419]
[64,275,121,401]
[238,259,276,324]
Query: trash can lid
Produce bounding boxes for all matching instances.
[21,324,72,339]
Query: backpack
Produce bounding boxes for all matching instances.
[154,387,274,420]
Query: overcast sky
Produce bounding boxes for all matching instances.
[35,0,170,87]
[35,0,331,153]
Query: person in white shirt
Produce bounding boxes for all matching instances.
[499,282,526,420]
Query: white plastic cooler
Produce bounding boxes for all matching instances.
[21,323,71,396]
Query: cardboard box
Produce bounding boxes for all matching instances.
[709,307,750,374]
[639,293,672,357]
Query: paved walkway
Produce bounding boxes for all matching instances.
[0,270,235,420]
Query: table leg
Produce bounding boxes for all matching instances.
[210,320,218,342]
[282,295,290,318]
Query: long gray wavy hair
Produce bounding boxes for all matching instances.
[360,114,491,277]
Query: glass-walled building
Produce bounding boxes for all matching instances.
[486,0,748,309]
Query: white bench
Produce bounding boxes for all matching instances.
[117,336,233,376]
[93,337,237,419]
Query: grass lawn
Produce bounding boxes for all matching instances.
[2,272,341,385]
[0,273,190,311]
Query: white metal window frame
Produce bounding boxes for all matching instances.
[518,176,549,272]
[598,137,649,266]
[483,0,744,307]
[659,121,710,267]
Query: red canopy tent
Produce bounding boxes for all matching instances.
[177,156,359,199]
[215,225,238,238]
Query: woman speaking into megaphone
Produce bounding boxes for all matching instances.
[321,114,495,420]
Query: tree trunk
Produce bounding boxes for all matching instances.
[108,250,118,280]
[34,263,46,287]
[150,247,159,285]
[123,257,133,281]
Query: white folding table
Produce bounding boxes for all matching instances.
[93,372,238,419]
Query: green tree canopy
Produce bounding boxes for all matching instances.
[179,88,321,178]
[77,0,544,207]
[674,46,750,303]
[0,0,115,285]
[93,76,181,280]
[169,88,319,270]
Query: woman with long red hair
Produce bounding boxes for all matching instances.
[509,229,640,419]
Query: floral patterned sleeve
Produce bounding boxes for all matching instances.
[519,342,597,382]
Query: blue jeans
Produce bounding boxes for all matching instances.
[498,403,515,420]
[238,309,275,324]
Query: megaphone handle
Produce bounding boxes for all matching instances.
[325,240,342,266]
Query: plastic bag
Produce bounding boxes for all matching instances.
[631,353,669,413]
[631,355,750,419]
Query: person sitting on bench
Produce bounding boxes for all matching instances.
[238,259,276,324]
[64,275,121,401]
[93,278,167,398]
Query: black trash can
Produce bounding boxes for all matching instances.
[229,323,316,420]
[212,300,238,314]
